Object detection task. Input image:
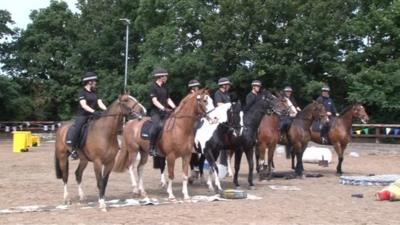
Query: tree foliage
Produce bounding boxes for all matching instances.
[0,0,399,122]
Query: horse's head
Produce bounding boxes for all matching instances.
[313,100,329,123]
[227,101,243,137]
[353,103,369,124]
[194,88,210,118]
[118,93,146,118]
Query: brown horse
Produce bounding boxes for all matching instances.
[54,94,146,211]
[256,95,295,178]
[310,103,369,174]
[286,101,329,176]
[114,89,209,200]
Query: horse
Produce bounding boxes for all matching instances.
[310,103,369,174]
[113,89,209,200]
[191,101,243,192]
[286,101,329,176]
[233,91,287,188]
[256,94,295,179]
[54,93,146,211]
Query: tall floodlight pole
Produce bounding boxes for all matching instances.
[120,18,130,92]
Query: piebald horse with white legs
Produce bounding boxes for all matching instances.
[114,89,210,200]
[193,101,243,192]
[54,93,146,211]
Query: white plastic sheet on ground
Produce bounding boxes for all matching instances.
[302,146,332,163]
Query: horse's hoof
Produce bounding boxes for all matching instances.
[64,199,72,205]
[248,185,256,190]
[183,196,191,202]
[168,197,177,202]
[101,207,108,212]
[140,191,148,198]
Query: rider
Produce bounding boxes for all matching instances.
[66,72,107,160]
[280,86,301,135]
[149,68,177,157]
[283,86,301,117]
[244,80,262,112]
[316,85,339,144]
[188,79,203,179]
[214,77,231,106]
[213,77,232,167]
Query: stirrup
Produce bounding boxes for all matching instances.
[69,150,79,160]
[149,145,164,157]
[321,137,329,145]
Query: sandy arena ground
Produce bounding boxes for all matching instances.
[0,135,399,225]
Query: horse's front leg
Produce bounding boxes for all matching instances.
[166,155,176,200]
[233,148,243,188]
[244,146,255,189]
[182,154,192,200]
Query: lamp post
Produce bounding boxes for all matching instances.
[120,18,130,92]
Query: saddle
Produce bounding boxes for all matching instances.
[140,120,153,140]
[66,122,89,149]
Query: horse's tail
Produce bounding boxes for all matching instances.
[55,126,69,179]
[113,138,132,173]
[55,154,64,179]
[285,142,292,159]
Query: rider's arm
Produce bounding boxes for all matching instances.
[79,99,96,113]
[152,97,166,111]
[97,99,107,111]
[167,98,176,109]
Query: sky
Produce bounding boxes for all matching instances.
[1,0,78,29]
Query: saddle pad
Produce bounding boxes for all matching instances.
[78,123,89,149]
[140,120,153,140]
[311,121,323,132]
[340,174,400,186]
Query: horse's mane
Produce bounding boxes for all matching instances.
[171,92,195,116]
[340,104,353,116]
[103,97,119,114]
[296,101,316,119]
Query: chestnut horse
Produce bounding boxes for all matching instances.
[114,89,209,200]
[286,101,329,176]
[54,94,146,211]
[310,103,369,174]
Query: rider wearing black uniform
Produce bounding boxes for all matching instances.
[149,68,177,157]
[66,72,107,159]
[213,77,232,167]
[214,77,231,106]
[244,80,262,112]
[187,79,204,179]
[316,85,339,144]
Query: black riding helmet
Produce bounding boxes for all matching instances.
[82,71,98,84]
[152,68,169,78]
[251,80,262,87]
[218,77,231,86]
[188,79,201,88]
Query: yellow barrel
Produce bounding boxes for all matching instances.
[31,135,41,147]
[22,131,32,147]
[12,131,30,153]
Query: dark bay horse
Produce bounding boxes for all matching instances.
[310,103,369,174]
[55,94,146,211]
[233,92,287,188]
[286,101,329,176]
[114,89,209,200]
